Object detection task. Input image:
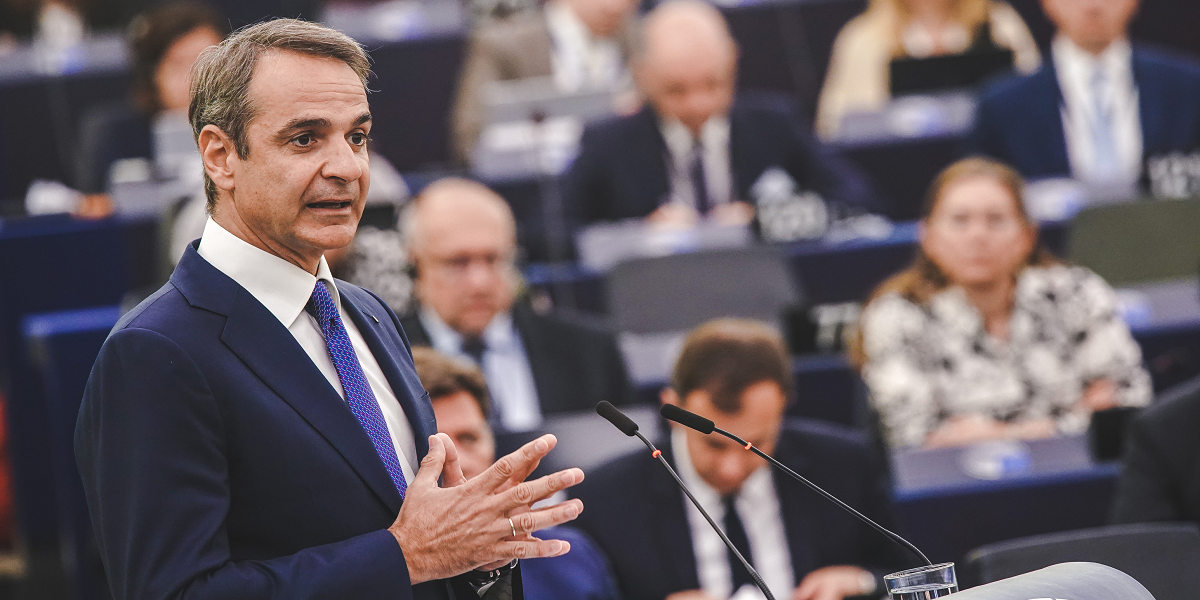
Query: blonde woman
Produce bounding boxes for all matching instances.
[816,0,1040,138]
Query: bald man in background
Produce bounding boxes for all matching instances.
[399,178,633,431]
[563,0,875,234]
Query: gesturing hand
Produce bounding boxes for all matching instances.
[389,432,585,584]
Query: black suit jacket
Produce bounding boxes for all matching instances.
[969,47,1200,181]
[563,96,879,228]
[1111,377,1200,525]
[571,419,907,600]
[400,301,633,416]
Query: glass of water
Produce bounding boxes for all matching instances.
[884,562,958,599]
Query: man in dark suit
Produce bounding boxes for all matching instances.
[573,319,906,600]
[75,19,585,599]
[400,178,633,431]
[969,0,1200,191]
[1111,377,1200,525]
[563,0,875,239]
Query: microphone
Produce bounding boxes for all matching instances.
[594,402,777,600]
[660,403,932,566]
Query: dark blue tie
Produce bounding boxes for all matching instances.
[689,142,711,215]
[723,495,755,594]
[308,280,408,498]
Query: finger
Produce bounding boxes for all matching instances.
[492,538,571,562]
[412,434,447,490]
[438,433,468,488]
[479,434,558,492]
[499,468,584,511]
[502,498,583,538]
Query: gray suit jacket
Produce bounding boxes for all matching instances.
[450,12,634,163]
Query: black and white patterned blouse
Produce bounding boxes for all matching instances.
[860,264,1152,448]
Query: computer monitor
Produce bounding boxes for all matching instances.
[889,47,1015,96]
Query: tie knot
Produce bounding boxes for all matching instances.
[461,336,487,365]
[308,280,337,322]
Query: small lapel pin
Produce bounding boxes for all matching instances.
[369,314,380,324]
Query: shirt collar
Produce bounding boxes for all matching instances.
[659,115,731,163]
[418,306,517,353]
[546,1,593,49]
[197,217,339,327]
[1052,35,1134,99]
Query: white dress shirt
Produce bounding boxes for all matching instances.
[417,308,542,431]
[1053,36,1142,191]
[660,116,734,212]
[545,1,626,92]
[197,218,419,482]
[672,427,794,599]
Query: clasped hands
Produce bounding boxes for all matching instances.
[390,432,584,584]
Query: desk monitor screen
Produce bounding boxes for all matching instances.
[889,47,1015,96]
[481,76,618,126]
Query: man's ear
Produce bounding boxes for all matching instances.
[198,124,237,194]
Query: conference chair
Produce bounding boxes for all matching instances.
[605,245,802,383]
[962,522,1200,600]
[23,307,121,600]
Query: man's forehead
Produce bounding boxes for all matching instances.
[246,49,368,121]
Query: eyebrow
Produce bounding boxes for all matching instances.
[273,112,373,142]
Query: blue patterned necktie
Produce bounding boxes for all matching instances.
[307,280,407,498]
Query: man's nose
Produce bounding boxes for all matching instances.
[322,139,365,182]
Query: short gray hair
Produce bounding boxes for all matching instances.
[189,18,372,211]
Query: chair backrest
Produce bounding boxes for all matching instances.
[1068,199,1200,286]
[605,245,802,335]
[963,522,1200,600]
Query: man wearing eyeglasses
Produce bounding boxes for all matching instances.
[399,178,633,431]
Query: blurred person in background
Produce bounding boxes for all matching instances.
[816,0,1040,139]
[854,157,1150,450]
[400,178,633,431]
[450,0,640,162]
[413,346,621,600]
[969,0,1200,193]
[564,0,875,235]
[74,0,226,217]
[574,318,905,600]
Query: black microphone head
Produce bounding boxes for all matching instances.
[596,401,639,436]
[660,404,715,434]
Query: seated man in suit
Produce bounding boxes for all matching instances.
[563,0,877,240]
[969,0,1200,193]
[573,319,906,600]
[400,177,633,431]
[413,346,621,600]
[450,0,641,162]
[1110,377,1200,526]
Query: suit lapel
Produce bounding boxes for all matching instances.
[631,108,673,212]
[218,287,405,513]
[1132,51,1170,157]
[650,446,702,592]
[773,435,819,580]
[1036,65,1072,176]
[339,284,435,458]
[512,303,558,414]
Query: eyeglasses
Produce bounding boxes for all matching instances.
[423,252,516,280]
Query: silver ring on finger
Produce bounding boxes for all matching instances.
[508,517,518,538]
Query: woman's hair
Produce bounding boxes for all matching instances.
[849,157,1057,366]
[866,0,992,57]
[128,1,228,115]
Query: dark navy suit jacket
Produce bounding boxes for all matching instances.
[969,47,1200,180]
[75,244,462,599]
[563,96,878,229]
[571,419,908,600]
